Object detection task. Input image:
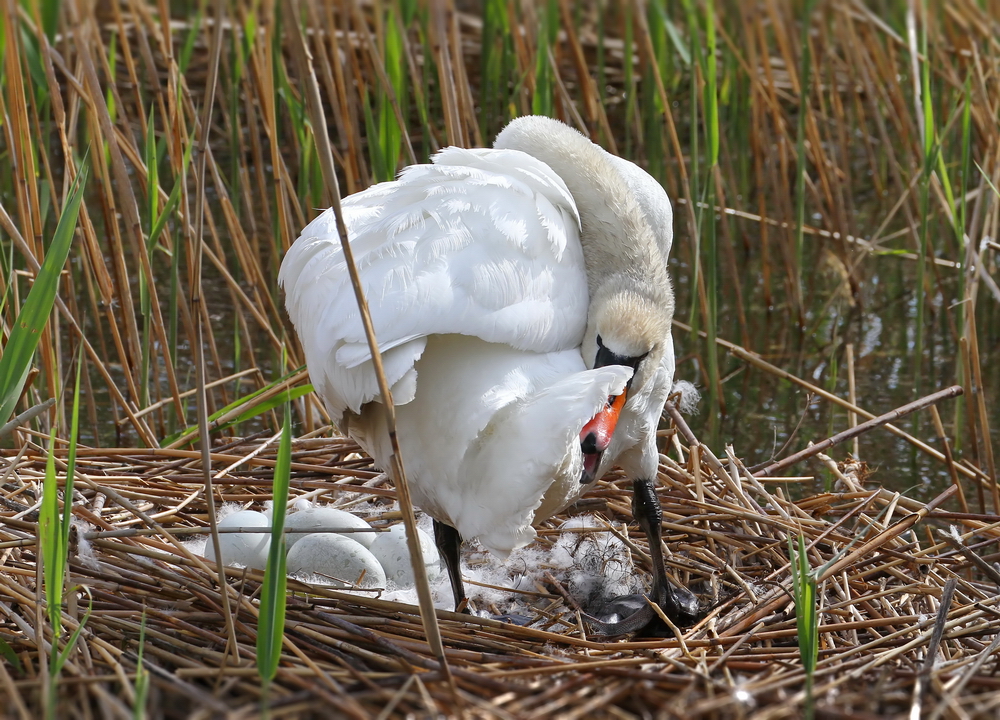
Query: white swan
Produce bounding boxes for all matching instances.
[279,116,698,630]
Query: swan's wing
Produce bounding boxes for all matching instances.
[456,363,632,556]
[279,147,589,419]
[387,335,632,557]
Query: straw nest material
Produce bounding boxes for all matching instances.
[1,414,998,719]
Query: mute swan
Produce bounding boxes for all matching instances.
[279,115,698,631]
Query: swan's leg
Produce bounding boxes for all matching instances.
[585,478,699,635]
[631,477,667,603]
[632,477,699,623]
[434,519,468,612]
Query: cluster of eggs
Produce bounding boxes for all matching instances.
[205,506,440,590]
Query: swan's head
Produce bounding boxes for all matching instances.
[578,283,672,483]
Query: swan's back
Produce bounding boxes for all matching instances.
[279,146,590,423]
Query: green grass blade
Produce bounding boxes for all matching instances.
[380,4,406,176]
[0,166,88,425]
[162,371,312,446]
[789,534,819,719]
[976,161,1000,197]
[41,0,60,41]
[257,402,291,687]
[660,11,691,66]
[51,590,92,677]
[39,429,64,637]
[132,611,149,720]
[0,637,20,671]
[61,348,83,566]
[704,0,718,167]
[46,589,91,720]
[532,0,557,117]
[914,0,934,402]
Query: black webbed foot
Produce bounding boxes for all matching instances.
[586,584,701,637]
[490,613,534,625]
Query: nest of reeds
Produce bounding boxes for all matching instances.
[1,406,998,719]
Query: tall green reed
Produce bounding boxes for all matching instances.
[481,0,514,138]
[257,401,292,715]
[702,0,721,433]
[39,353,86,720]
[0,166,87,425]
[532,0,558,117]
[952,79,972,451]
[914,0,936,406]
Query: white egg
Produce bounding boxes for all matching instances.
[286,533,386,589]
[204,510,271,570]
[368,524,440,587]
[283,507,377,549]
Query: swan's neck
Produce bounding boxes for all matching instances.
[494,117,673,352]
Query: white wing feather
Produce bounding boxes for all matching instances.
[279,147,589,421]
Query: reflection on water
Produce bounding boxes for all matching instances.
[671,236,999,502]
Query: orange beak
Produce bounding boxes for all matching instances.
[580,392,628,455]
[579,391,628,485]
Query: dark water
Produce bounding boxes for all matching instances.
[670,230,1000,503]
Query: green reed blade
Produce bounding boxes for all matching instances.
[362,85,388,182]
[132,611,149,720]
[62,348,82,552]
[914,0,935,402]
[257,401,291,687]
[0,637,20,672]
[703,0,721,431]
[39,428,64,636]
[953,77,972,450]
[40,0,60,41]
[789,534,818,720]
[680,0,702,333]
[140,107,157,410]
[47,590,92,720]
[178,9,203,75]
[379,3,406,175]
[704,0,718,167]
[51,590,92,677]
[0,166,87,425]
[660,9,691,67]
[532,0,557,117]
[162,368,311,445]
[481,0,512,136]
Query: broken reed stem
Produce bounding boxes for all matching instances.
[846,342,858,458]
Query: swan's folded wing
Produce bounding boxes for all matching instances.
[454,364,633,557]
[279,147,589,419]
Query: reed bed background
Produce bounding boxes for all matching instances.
[1,0,999,716]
